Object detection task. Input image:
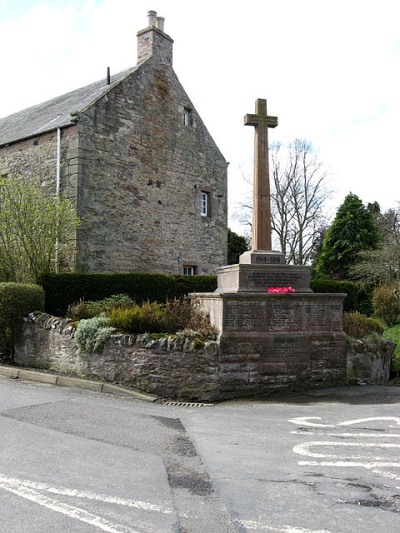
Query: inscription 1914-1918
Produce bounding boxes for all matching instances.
[254,255,282,264]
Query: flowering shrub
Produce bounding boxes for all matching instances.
[75,314,116,354]
[267,286,295,294]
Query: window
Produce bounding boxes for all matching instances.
[183,265,197,275]
[183,107,193,126]
[200,191,210,217]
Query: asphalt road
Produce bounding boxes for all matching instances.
[0,375,399,533]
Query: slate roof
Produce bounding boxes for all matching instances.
[0,66,136,146]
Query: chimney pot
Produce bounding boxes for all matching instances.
[156,17,165,32]
[147,10,157,27]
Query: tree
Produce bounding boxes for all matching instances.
[234,139,331,265]
[227,229,249,264]
[270,139,331,265]
[0,174,80,283]
[350,205,400,286]
[314,193,380,280]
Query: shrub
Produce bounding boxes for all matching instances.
[68,294,135,320]
[344,311,385,338]
[0,283,45,357]
[107,297,217,338]
[383,324,400,382]
[372,285,400,326]
[310,279,373,314]
[74,315,116,354]
[108,301,167,334]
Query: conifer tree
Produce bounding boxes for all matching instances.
[227,229,249,264]
[314,193,379,280]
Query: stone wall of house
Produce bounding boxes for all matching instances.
[12,313,395,401]
[0,58,227,277]
[0,125,80,270]
[75,57,228,275]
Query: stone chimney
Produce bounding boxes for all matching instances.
[137,10,173,66]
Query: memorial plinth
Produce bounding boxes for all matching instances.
[193,288,347,399]
[193,252,347,398]
[216,263,312,294]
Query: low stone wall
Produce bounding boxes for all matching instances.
[14,313,220,401]
[12,313,395,401]
[347,336,395,385]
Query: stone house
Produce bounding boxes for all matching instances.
[0,11,228,275]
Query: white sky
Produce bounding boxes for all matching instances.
[1,0,399,233]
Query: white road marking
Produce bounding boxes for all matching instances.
[338,417,400,427]
[293,440,400,461]
[291,430,400,438]
[0,473,172,514]
[0,472,173,533]
[291,416,400,489]
[289,416,400,429]
[298,460,400,468]
[0,482,138,533]
[288,417,333,428]
[238,520,332,533]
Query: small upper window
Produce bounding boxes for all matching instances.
[183,265,197,275]
[200,191,210,217]
[183,107,193,126]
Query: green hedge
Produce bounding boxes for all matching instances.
[39,273,218,316]
[311,279,373,315]
[0,283,45,353]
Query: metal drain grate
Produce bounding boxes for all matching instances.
[161,400,214,407]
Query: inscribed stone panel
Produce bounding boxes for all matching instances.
[304,302,343,330]
[224,300,266,331]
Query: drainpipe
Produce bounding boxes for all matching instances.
[55,128,61,272]
[56,128,61,196]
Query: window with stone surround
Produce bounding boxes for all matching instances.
[200,191,210,217]
[183,265,197,275]
[183,107,193,126]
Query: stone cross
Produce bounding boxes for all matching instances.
[244,99,277,251]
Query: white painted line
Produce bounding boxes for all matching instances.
[298,460,400,468]
[293,440,400,461]
[291,431,400,438]
[0,473,172,514]
[373,467,400,483]
[0,482,139,533]
[238,520,332,533]
[288,417,334,428]
[338,417,400,427]
[289,416,400,429]
[0,472,174,533]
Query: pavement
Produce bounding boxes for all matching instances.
[0,363,158,403]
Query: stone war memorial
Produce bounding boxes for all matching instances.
[194,98,348,398]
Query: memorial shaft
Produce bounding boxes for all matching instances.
[244,99,277,251]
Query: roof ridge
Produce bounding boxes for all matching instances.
[0,65,138,146]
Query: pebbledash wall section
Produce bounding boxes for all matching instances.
[13,305,394,402]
